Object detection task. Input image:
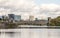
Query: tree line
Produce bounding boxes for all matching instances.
[50,16,60,26]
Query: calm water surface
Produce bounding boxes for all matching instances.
[0,29,60,38]
[0,25,60,38]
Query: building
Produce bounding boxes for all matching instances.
[48,17,51,25]
[29,15,34,21]
[0,16,2,20]
[14,15,21,21]
[8,14,15,22]
[48,17,51,21]
[8,14,15,20]
[35,18,39,21]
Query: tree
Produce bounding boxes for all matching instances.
[50,16,60,26]
[5,23,18,29]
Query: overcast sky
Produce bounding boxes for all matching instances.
[0,0,60,19]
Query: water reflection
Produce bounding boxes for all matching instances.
[0,29,60,38]
[0,32,21,38]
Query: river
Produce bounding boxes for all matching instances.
[0,29,60,38]
[0,25,60,38]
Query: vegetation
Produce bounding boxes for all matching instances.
[50,16,60,26]
[5,23,18,29]
[0,16,60,29]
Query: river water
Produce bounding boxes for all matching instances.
[0,25,59,38]
[0,29,60,38]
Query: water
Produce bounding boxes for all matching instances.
[0,24,59,38]
[0,29,60,38]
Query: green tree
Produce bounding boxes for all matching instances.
[50,16,60,26]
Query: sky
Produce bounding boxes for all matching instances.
[0,0,60,20]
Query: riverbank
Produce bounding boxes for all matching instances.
[17,25,60,29]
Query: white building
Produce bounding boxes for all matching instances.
[29,15,34,21]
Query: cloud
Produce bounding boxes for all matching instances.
[39,4,60,18]
[0,0,60,19]
[0,0,39,20]
[0,0,36,14]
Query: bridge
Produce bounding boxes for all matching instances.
[15,20,48,25]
